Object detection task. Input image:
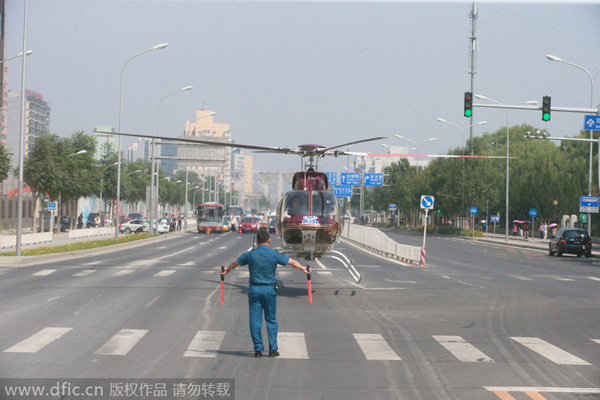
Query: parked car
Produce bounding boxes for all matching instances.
[86,213,100,228]
[119,218,149,234]
[239,217,259,234]
[548,228,592,257]
[127,212,143,220]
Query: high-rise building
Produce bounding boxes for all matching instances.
[92,126,117,161]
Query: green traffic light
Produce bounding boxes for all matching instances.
[464,109,472,117]
[543,113,550,121]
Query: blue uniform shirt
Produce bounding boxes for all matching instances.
[237,245,290,285]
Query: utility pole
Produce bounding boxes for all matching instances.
[468,3,479,145]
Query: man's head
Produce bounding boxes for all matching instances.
[256,230,270,244]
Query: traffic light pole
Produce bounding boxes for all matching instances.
[473,103,599,115]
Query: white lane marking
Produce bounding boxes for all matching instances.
[277,270,292,278]
[433,335,494,363]
[484,387,600,394]
[154,270,176,277]
[156,246,196,261]
[237,271,249,279]
[353,333,401,361]
[591,339,600,345]
[82,261,103,266]
[316,271,332,276]
[73,269,96,277]
[4,327,72,353]
[278,332,309,359]
[511,337,591,365]
[183,331,226,358]
[508,274,532,281]
[179,261,196,266]
[112,270,135,277]
[587,276,600,282]
[94,329,149,355]
[32,269,56,276]
[315,259,328,270]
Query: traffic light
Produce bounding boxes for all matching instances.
[436,208,441,213]
[464,92,473,118]
[542,96,551,121]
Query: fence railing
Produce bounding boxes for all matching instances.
[340,222,421,265]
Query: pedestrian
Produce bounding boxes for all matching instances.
[77,213,84,229]
[177,214,183,231]
[543,222,548,239]
[94,215,100,228]
[221,230,309,358]
[512,225,517,237]
[538,223,544,239]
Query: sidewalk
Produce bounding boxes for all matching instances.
[472,232,550,251]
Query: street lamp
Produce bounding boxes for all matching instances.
[116,42,168,239]
[150,85,193,233]
[15,0,32,256]
[475,95,537,242]
[546,54,600,235]
[436,119,487,227]
[394,135,437,172]
[0,50,33,64]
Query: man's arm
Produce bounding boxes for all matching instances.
[287,258,309,274]
[222,260,239,275]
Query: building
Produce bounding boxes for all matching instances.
[5,90,51,167]
[92,126,118,160]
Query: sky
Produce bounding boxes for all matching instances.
[4,0,600,174]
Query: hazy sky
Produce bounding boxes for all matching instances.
[5,0,600,172]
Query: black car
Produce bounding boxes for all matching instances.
[549,228,592,257]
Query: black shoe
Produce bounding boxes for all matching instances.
[269,350,280,357]
[254,351,263,358]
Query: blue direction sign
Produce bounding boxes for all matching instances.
[584,115,600,131]
[529,208,538,217]
[420,195,434,210]
[364,173,384,186]
[580,195,600,213]
[469,206,478,215]
[334,185,353,198]
[340,172,360,186]
[490,215,500,223]
[326,172,337,186]
[389,204,397,211]
[48,202,56,211]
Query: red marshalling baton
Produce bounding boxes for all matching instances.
[307,265,312,304]
[220,266,225,305]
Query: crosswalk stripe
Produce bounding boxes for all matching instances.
[511,337,591,365]
[73,269,96,277]
[94,329,148,355]
[112,270,135,277]
[184,331,225,358]
[278,332,309,359]
[353,333,401,361]
[592,339,600,345]
[154,270,176,277]
[433,335,494,362]
[588,277,600,282]
[237,271,249,279]
[32,269,56,276]
[4,327,72,353]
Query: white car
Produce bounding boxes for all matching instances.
[119,219,149,234]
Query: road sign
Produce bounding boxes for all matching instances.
[389,204,397,211]
[48,202,56,211]
[334,185,353,197]
[528,208,538,217]
[584,115,600,131]
[490,215,500,223]
[340,172,360,186]
[469,206,478,215]
[580,195,599,213]
[363,173,383,186]
[326,172,337,186]
[580,214,588,223]
[420,195,434,210]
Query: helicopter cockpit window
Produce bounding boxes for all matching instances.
[312,191,337,218]
[286,192,308,217]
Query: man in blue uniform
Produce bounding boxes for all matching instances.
[222,230,309,357]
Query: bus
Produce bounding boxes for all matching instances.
[226,205,244,218]
[197,202,224,233]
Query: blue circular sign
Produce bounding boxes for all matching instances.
[528,208,538,217]
[469,206,478,215]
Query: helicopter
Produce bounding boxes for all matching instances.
[100,130,387,283]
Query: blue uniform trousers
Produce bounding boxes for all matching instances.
[248,285,278,352]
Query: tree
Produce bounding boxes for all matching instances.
[0,144,12,182]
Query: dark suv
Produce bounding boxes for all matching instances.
[549,228,592,257]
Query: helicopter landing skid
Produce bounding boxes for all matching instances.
[321,250,362,284]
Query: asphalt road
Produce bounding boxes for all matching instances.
[1,231,599,400]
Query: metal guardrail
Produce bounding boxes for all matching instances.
[341,223,422,265]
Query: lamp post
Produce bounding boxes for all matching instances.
[0,50,33,64]
[15,0,30,256]
[116,42,168,239]
[436,119,487,227]
[150,86,193,233]
[475,95,537,242]
[394,135,437,172]
[546,55,600,235]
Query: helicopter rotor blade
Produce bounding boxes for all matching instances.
[318,136,389,153]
